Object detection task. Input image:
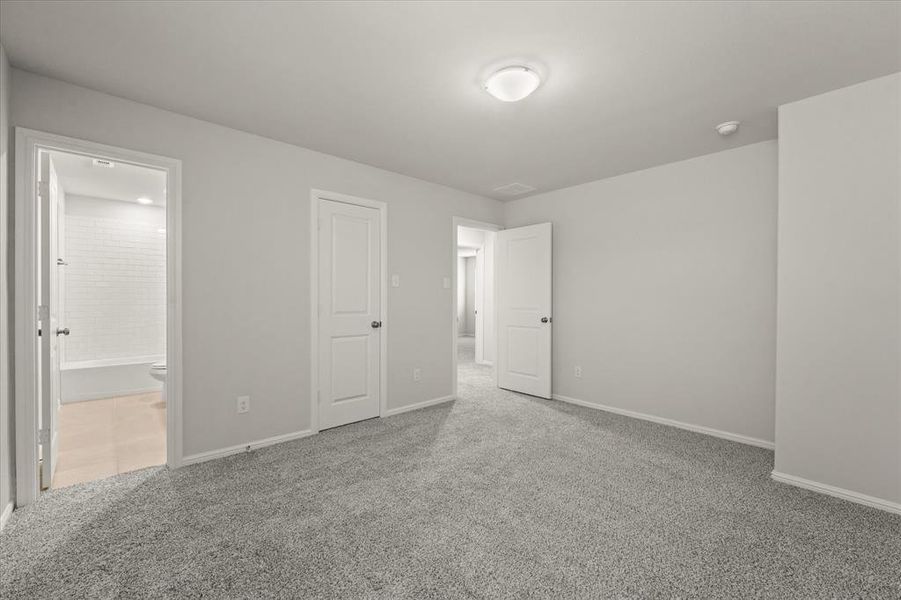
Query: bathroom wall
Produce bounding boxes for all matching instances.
[61,195,166,402]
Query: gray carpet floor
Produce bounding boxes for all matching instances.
[1,338,899,599]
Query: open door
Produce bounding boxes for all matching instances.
[496,222,552,399]
[39,151,63,489]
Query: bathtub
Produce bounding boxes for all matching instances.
[61,355,164,403]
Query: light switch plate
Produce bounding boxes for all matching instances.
[443,277,451,289]
[391,274,400,287]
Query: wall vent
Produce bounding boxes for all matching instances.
[493,182,536,196]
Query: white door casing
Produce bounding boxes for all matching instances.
[39,152,62,488]
[318,198,381,430]
[15,128,182,508]
[474,248,484,363]
[497,222,552,399]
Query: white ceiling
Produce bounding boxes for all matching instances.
[3,1,898,200]
[49,151,167,206]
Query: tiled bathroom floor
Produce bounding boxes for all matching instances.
[51,392,166,489]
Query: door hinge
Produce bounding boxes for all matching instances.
[38,428,50,444]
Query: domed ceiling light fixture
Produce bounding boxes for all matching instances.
[484,66,541,102]
[715,120,740,136]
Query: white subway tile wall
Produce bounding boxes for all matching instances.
[62,197,166,364]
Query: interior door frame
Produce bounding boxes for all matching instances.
[451,217,500,399]
[14,128,184,507]
[309,190,387,433]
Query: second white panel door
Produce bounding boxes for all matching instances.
[497,222,552,399]
[318,199,381,430]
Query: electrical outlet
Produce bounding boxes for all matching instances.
[574,366,582,378]
[391,274,400,288]
[413,368,422,382]
[237,395,250,414]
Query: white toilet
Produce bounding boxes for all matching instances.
[149,361,167,403]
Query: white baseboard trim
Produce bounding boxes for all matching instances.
[181,395,458,467]
[0,501,13,530]
[181,429,315,467]
[552,394,775,450]
[771,471,901,515]
[475,360,494,367]
[384,395,455,417]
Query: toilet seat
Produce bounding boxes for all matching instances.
[149,361,167,384]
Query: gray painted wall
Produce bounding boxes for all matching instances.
[5,59,896,513]
[504,141,778,445]
[463,257,476,335]
[456,256,466,335]
[0,43,13,519]
[10,68,503,458]
[775,73,900,503]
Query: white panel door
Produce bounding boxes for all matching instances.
[39,152,63,488]
[318,199,381,430]
[497,223,552,398]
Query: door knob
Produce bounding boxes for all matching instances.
[56,327,70,336]
[540,317,550,323]
[371,321,382,328]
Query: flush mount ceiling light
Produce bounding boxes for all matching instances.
[715,120,741,136]
[493,182,536,196]
[137,197,153,205]
[484,66,541,102]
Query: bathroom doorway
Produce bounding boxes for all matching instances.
[15,129,182,505]
[42,149,168,489]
